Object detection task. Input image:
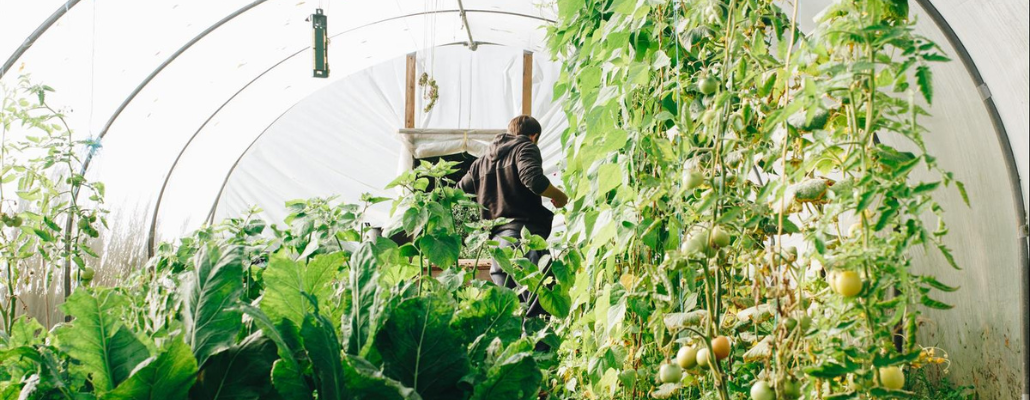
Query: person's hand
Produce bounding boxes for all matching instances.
[551,191,569,208]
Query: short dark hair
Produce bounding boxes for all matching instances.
[508,115,542,137]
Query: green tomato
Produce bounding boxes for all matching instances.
[79,267,95,282]
[683,170,705,190]
[696,347,711,368]
[677,346,698,369]
[783,317,798,331]
[879,366,905,390]
[698,76,719,95]
[780,378,801,398]
[834,270,863,297]
[659,363,683,384]
[701,109,717,126]
[731,112,746,132]
[710,226,731,248]
[799,315,812,331]
[750,381,776,400]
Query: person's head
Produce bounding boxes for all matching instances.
[508,115,542,143]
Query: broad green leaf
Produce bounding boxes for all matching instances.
[238,305,312,400]
[271,360,313,400]
[402,207,429,236]
[260,251,345,328]
[344,355,421,400]
[7,316,45,347]
[189,333,278,400]
[182,244,244,367]
[597,164,622,194]
[345,241,383,355]
[374,296,470,400]
[56,289,149,393]
[418,233,461,269]
[106,337,197,400]
[451,286,522,346]
[470,352,542,400]
[536,287,571,318]
[301,313,350,400]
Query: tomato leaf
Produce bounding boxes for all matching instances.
[921,275,959,292]
[919,294,953,310]
[915,65,933,104]
[804,361,857,378]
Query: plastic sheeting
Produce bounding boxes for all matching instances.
[210,46,566,234]
[1,0,1027,397]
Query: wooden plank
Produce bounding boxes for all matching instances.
[522,51,533,116]
[431,259,493,281]
[405,52,416,129]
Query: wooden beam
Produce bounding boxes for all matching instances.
[522,51,533,116]
[405,52,417,129]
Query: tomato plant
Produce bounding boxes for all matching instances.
[0,75,107,329]
[545,0,963,398]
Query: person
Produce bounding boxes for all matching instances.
[457,115,568,317]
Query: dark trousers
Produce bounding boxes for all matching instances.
[490,229,549,318]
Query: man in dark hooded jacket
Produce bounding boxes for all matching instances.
[457,115,567,317]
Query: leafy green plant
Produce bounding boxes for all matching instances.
[543,0,966,398]
[1,75,107,329]
[0,163,546,399]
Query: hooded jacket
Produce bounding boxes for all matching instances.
[457,133,553,237]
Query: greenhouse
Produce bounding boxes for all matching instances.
[0,0,1026,399]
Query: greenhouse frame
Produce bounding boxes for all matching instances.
[1,0,1027,399]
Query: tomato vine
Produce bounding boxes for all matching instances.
[545,0,962,398]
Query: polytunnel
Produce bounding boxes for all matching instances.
[0,1,1027,399]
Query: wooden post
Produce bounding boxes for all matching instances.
[405,53,416,129]
[522,51,533,116]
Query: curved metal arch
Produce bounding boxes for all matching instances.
[1,0,82,79]
[146,9,554,255]
[913,1,1029,397]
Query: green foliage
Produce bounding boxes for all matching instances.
[1,75,107,331]
[182,244,245,367]
[190,333,278,399]
[55,289,149,393]
[1,169,543,399]
[260,251,345,329]
[107,337,197,400]
[470,343,543,400]
[374,296,471,400]
[545,0,964,398]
